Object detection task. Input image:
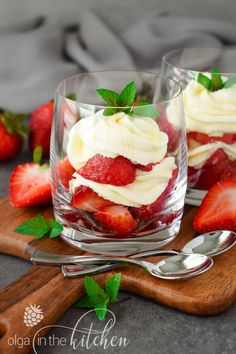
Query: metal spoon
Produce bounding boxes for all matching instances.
[61,230,236,277]
[61,253,213,280]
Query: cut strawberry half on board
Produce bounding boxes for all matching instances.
[10,163,52,208]
[70,186,113,212]
[94,205,137,236]
[58,157,75,190]
[30,101,54,157]
[78,154,136,186]
[193,179,236,232]
[133,168,178,218]
[187,131,236,145]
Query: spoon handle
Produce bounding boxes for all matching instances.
[31,249,178,266]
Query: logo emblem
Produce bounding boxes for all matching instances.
[23,305,44,327]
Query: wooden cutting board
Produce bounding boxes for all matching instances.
[0,197,236,354]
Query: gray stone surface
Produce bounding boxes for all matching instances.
[0,148,235,354]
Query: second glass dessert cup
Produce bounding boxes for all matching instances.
[162,48,236,206]
[50,71,187,255]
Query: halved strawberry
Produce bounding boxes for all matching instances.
[94,205,137,236]
[30,101,54,157]
[133,168,178,218]
[158,112,180,152]
[187,131,236,145]
[78,154,136,186]
[188,148,231,190]
[10,163,52,208]
[193,179,236,232]
[70,186,113,212]
[58,157,75,190]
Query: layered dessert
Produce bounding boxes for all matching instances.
[184,68,236,190]
[57,81,180,237]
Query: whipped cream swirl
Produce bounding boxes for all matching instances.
[67,110,168,169]
[184,80,236,136]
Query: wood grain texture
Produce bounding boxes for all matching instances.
[0,197,236,354]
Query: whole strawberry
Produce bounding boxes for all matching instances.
[0,110,28,161]
[29,101,54,157]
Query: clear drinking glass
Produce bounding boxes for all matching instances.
[162,48,236,206]
[50,71,187,255]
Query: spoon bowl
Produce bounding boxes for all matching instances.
[182,231,236,257]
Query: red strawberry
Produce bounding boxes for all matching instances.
[193,179,236,232]
[58,157,75,190]
[188,148,231,190]
[10,162,52,208]
[221,160,236,180]
[94,205,137,236]
[71,186,113,212]
[158,112,180,152]
[136,163,155,172]
[30,101,54,157]
[78,154,136,186]
[0,111,28,161]
[187,131,236,145]
[133,168,178,218]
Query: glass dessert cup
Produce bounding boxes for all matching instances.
[162,48,236,206]
[50,71,187,255]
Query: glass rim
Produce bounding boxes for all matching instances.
[56,69,182,109]
[162,47,236,76]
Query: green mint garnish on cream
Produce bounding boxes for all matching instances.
[96,81,158,118]
[196,66,236,91]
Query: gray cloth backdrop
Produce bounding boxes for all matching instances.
[0,11,236,111]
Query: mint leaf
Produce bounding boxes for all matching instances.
[103,107,116,116]
[105,273,121,302]
[33,146,43,165]
[120,81,136,107]
[66,93,77,101]
[49,219,63,238]
[15,215,63,240]
[15,215,50,240]
[211,66,224,91]
[84,276,108,303]
[133,102,159,118]
[96,89,120,107]
[196,73,212,90]
[95,298,110,321]
[74,295,95,308]
[224,77,236,88]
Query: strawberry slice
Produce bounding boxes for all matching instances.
[188,148,231,190]
[58,157,75,190]
[10,163,52,208]
[193,179,236,232]
[70,186,113,212]
[78,154,136,186]
[133,168,178,218]
[158,112,180,152]
[136,163,155,172]
[94,205,137,236]
[187,131,236,145]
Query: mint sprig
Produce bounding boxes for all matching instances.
[96,81,159,118]
[74,273,121,321]
[196,66,236,91]
[15,215,63,240]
